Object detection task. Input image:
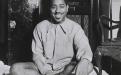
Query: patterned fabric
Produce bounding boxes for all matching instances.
[67,15,89,37]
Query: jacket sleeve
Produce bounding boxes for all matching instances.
[73,26,93,62]
[32,26,49,74]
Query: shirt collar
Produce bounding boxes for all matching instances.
[59,17,70,34]
[48,17,70,34]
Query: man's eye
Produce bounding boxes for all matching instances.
[51,6,56,9]
[60,5,65,8]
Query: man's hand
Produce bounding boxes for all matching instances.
[76,59,93,75]
[41,64,52,74]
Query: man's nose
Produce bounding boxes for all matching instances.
[55,7,61,13]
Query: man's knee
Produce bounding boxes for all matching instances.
[10,62,40,75]
[25,69,40,75]
[10,63,25,75]
[88,62,93,74]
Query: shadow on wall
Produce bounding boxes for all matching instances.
[39,0,50,21]
[32,0,51,28]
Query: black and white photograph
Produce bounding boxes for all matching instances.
[0,0,121,75]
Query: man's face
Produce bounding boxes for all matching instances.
[50,0,68,23]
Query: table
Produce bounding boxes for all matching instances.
[95,38,121,75]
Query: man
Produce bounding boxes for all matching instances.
[10,0,95,75]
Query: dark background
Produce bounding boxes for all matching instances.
[0,0,8,62]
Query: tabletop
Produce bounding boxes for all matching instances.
[97,38,121,62]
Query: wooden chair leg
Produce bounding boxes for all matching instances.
[94,49,102,75]
[98,51,102,75]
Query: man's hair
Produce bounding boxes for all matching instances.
[63,0,69,5]
[49,0,69,6]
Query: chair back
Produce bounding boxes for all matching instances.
[98,15,120,43]
[117,6,121,38]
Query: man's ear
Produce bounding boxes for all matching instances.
[66,4,69,12]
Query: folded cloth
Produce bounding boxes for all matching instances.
[0,61,10,75]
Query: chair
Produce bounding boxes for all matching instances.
[94,14,121,75]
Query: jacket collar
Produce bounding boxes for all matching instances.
[49,17,70,34]
[58,17,70,34]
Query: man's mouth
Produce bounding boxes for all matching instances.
[55,14,62,19]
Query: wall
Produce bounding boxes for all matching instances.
[112,0,121,38]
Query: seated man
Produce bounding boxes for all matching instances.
[10,0,95,75]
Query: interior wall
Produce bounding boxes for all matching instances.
[112,0,121,38]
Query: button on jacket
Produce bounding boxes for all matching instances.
[32,17,93,74]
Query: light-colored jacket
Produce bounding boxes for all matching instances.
[32,17,93,75]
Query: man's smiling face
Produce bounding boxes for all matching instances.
[50,0,68,24]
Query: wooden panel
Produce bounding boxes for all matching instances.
[68,0,91,15]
